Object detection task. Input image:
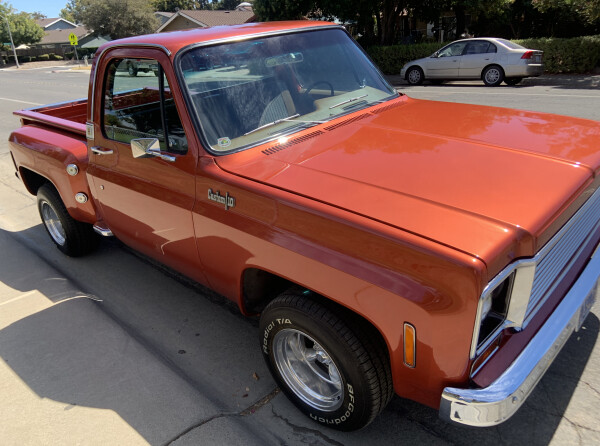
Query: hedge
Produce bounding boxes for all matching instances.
[36,54,50,61]
[366,35,600,75]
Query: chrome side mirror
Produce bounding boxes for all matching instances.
[131,138,175,162]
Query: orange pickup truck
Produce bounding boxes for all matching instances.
[8,22,600,431]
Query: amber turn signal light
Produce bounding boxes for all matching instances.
[404,323,416,368]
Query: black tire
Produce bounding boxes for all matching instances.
[127,63,138,77]
[406,66,424,85]
[482,65,504,87]
[259,291,393,431]
[37,184,98,257]
[504,77,522,86]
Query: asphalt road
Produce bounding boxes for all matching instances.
[1,66,600,445]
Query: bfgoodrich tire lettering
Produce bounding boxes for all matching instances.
[259,291,393,431]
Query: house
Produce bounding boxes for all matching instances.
[29,18,108,57]
[157,8,256,33]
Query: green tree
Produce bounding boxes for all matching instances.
[219,0,242,9]
[78,0,159,39]
[253,0,312,20]
[151,0,203,11]
[60,0,84,23]
[0,2,44,46]
[533,0,600,24]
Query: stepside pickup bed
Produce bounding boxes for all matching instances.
[8,22,600,431]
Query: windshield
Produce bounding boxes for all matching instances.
[178,28,397,153]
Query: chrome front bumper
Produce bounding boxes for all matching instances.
[440,243,600,427]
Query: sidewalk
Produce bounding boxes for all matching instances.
[0,60,90,72]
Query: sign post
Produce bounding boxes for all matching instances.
[3,14,19,68]
[69,32,79,63]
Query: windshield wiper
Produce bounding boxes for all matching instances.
[329,94,368,110]
[244,114,300,136]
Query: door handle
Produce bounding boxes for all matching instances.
[91,146,114,155]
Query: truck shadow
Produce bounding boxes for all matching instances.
[0,225,598,445]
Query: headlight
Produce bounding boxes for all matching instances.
[475,271,515,350]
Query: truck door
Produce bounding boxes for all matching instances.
[87,48,207,283]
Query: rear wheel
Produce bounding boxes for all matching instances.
[259,291,393,431]
[504,77,523,86]
[406,66,424,85]
[37,184,98,257]
[482,65,504,87]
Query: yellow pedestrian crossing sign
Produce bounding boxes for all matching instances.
[69,33,78,46]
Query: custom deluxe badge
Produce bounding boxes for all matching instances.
[208,189,236,210]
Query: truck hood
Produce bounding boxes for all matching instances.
[216,97,600,276]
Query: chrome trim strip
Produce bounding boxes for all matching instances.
[175,24,344,54]
[90,43,172,123]
[441,244,600,426]
[93,225,113,237]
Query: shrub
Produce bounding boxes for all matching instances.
[37,54,50,61]
[51,54,63,60]
[366,35,600,75]
[515,35,600,73]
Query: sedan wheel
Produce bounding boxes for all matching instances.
[406,66,424,85]
[482,65,504,87]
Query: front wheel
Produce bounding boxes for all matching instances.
[37,184,98,257]
[406,66,424,85]
[482,65,504,87]
[259,292,393,431]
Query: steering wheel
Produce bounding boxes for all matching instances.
[304,81,335,97]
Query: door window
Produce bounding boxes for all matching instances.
[464,41,497,55]
[438,42,468,57]
[102,58,188,154]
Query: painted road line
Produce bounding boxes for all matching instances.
[0,97,42,106]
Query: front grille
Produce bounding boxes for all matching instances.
[525,187,600,321]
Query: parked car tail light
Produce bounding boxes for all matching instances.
[521,51,533,60]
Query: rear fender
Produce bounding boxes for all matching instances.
[9,125,97,224]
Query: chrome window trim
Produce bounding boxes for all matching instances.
[90,43,172,123]
[470,185,600,360]
[173,25,398,156]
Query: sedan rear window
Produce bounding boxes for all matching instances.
[495,39,525,50]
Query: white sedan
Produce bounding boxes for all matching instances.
[400,38,543,86]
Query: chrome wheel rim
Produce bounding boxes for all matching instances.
[273,329,343,411]
[408,69,421,84]
[485,68,500,84]
[40,201,66,245]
